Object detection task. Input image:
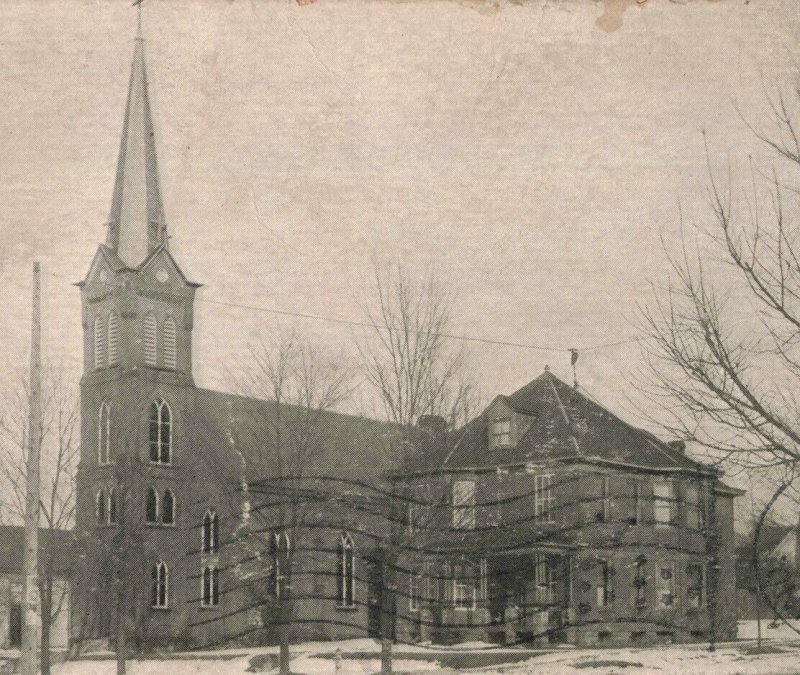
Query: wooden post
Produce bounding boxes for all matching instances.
[21,262,42,675]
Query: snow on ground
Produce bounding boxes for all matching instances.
[50,625,800,674]
[738,618,800,641]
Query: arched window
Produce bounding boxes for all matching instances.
[146,487,159,524]
[96,489,107,525]
[107,312,120,366]
[108,488,117,524]
[163,316,176,370]
[201,565,219,607]
[270,531,290,600]
[149,399,171,464]
[98,401,111,465]
[151,561,168,608]
[337,533,355,608]
[162,489,175,525]
[143,313,157,367]
[202,510,218,554]
[94,315,107,369]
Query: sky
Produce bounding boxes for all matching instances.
[1,0,799,504]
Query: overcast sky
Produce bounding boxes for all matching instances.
[1,0,799,490]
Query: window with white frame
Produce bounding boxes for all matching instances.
[657,563,675,609]
[107,312,120,366]
[270,531,290,600]
[491,418,511,448]
[597,560,614,607]
[98,401,111,465]
[94,315,106,369]
[452,480,476,530]
[534,474,555,523]
[201,565,219,607]
[149,399,171,464]
[202,510,218,554]
[163,316,177,370]
[409,570,423,612]
[600,476,610,522]
[108,487,117,525]
[152,561,168,608]
[633,479,643,525]
[452,562,477,610]
[533,553,556,604]
[685,483,701,530]
[337,533,355,608]
[143,313,157,367]
[653,480,673,526]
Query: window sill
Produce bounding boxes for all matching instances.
[335,605,358,612]
[453,607,476,612]
[148,461,174,467]
[199,604,220,611]
[150,606,170,611]
[146,522,177,528]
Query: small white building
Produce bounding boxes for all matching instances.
[0,527,73,651]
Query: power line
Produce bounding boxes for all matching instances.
[197,297,640,354]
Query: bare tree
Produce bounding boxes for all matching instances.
[358,264,477,674]
[0,366,78,675]
[637,70,800,639]
[230,333,353,675]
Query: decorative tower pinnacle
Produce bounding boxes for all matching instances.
[106,20,167,268]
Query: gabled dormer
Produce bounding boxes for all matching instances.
[486,396,535,450]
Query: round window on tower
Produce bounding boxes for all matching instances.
[156,268,169,283]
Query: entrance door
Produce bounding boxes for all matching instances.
[9,603,22,648]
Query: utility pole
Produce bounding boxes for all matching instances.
[21,261,42,675]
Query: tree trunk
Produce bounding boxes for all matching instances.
[116,588,126,675]
[380,637,393,675]
[380,554,394,675]
[40,577,52,675]
[279,580,292,675]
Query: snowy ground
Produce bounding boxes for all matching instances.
[45,622,800,674]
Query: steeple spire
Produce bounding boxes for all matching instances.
[107,16,167,268]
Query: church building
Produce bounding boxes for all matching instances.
[72,25,743,652]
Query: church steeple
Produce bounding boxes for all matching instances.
[106,22,167,268]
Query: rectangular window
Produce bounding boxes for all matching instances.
[410,572,422,612]
[685,483,700,530]
[597,560,613,607]
[407,484,427,535]
[453,564,476,610]
[534,554,555,604]
[687,564,705,608]
[600,476,610,523]
[491,418,511,448]
[633,480,643,525]
[657,563,675,609]
[634,556,647,609]
[534,474,555,523]
[653,480,673,526]
[452,480,476,530]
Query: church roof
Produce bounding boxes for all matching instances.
[0,527,75,576]
[106,31,168,268]
[415,370,714,475]
[191,388,400,489]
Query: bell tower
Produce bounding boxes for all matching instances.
[75,17,202,644]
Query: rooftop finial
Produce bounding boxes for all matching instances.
[133,0,144,40]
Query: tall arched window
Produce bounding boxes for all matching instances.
[98,402,111,465]
[146,487,159,524]
[163,316,176,370]
[107,312,120,366]
[149,399,171,464]
[162,489,175,525]
[94,315,107,369]
[151,561,168,608]
[96,489,107,525]
[202,510,218,554]
[337,533,355,608]
[108,487,117,524]
[201,565,219,607]
[143,313,157,367]
[270,531,290,600]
